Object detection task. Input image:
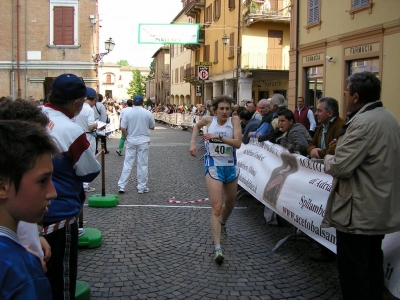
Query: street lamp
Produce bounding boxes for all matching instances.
[93,37,115,63]
[222,34,230,46]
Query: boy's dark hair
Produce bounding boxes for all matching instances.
[0,120,58,192]
[239,109,252,121]
[0,99,49,127]
[212,95,234,111]
[277,109,296,123]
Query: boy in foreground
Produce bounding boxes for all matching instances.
[0,120,58,299]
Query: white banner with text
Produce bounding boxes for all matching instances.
[236,139,400,298]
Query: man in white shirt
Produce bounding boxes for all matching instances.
[116,100,133,156]
[74,87,99,192]
[92,93,109,154]
[117,95,155,194]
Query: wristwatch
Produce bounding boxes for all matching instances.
[219,134,223,140]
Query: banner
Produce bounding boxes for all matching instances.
[236,139,400,298]
[138,24,199,44]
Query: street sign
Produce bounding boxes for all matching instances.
[198,66,209,80]
[196,85,202,96]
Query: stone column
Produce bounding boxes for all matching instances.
[238,77,253,105]
[212,81,223,97]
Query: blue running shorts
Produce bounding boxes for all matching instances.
[204,166,239,183]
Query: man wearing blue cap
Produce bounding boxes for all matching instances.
[41,74,100,300]
[117,95,155,194]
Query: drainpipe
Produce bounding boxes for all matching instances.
[295,0,299,101]
[16,0,21,98]
[236,0,241,104]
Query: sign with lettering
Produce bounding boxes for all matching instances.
[345,42,380,56]
[302,53,323,64]
[138,24,199,44]
[236,139,400,299]
[198,66,209,80]
[195,61,213,66]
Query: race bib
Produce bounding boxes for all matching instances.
[209,142,232,157]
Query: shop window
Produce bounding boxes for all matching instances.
[349,58,379,77]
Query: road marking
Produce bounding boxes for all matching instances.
[84,204,246,209]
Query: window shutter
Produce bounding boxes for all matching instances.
[54,6,74,45]
[308,0,319,25]
[214,40,218,63]
[228,0,235,10]
[204,45,210,62]
[229,33,235,58]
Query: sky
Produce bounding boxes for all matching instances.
[98,0,184,68]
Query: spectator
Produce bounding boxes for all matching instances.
[116,99,133,156]
[93,93,109,154]
[117,95,155,194]
[0,120,58,300]
[322,71,400,300]
[41,73,100,299]
[269,109,312,156]
[294,96,316,137]
[240,109,260,143]
[270,94,287,129]
[246,101,262,120]
[247,99,274,143]
[73,87,99,193]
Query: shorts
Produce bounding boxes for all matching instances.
[204,166,239,183]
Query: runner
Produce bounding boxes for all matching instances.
[189,95,242,264]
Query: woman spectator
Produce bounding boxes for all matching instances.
[269,109,312,156]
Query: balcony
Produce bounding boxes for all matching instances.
[184,0,204,17]
[241,51,289,71]
[244,0,291,24]
[183,66,202,85]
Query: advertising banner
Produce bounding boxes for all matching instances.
[236,139,400,298]
[138,24,199,44]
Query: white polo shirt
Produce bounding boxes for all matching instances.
[121,106,155,145]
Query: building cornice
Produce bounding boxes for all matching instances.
[0,61,97,70]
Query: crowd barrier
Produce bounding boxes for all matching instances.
[236,139,400,298]
[152,112,200,128]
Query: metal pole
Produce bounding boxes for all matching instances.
[101,142,106,197]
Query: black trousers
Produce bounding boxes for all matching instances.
[44,222,78,300]
[336,230,385,300]
[96,134,108,152]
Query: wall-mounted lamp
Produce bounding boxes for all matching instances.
[258,85,262,90]
[222,34,230,46]
[93,37,115,63]
[89,15,97,25]
[326,55,335,63]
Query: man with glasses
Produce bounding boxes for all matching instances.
[322,71,400,300]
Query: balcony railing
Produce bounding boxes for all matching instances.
[248,0,290,19]
[241,51,289,71]
[184,0,204,16]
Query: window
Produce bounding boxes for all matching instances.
[106,75,111,83]
[49,0,79,46]
[205,4,213,24]
[308,0,320,25]
[180,66,184,82]
[175,68,179,83]
[214,40,219,63]
[228,0,235,10]
[213,0,221,21]
[228,33,235,59]
[172,70,174,84]
[349,0,373,19]
[349,58,379,76]
[204,45,210,62]
[171,45,174,58]
[352,0,370,9]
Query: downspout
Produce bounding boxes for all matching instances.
[295,0,299,101]
[25,0,28,99]
[236,0,241,104]
[16,0,21,98]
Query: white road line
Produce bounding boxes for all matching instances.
[84,204,247,209]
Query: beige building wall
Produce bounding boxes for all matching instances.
[0,0,98,100]
[291,0,400,120]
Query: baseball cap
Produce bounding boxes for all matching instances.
[86,87,97,99]
[133,95,144,105]
[51,74,86,101]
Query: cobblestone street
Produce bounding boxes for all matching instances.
[78,123,396,300]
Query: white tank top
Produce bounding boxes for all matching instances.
[204,116,236,166]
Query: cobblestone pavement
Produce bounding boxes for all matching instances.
[78,123,396,300]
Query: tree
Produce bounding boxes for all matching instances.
[147,59,155,80]
[116,60,129,66]
[127,69,146,98]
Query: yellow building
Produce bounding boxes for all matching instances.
[181,0,291,105]
[289,0,400,120]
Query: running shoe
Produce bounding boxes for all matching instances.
[84,187,95,193]
[214,248,224,264]
[118,188,125,194]
[116,149,122,156]
[78,228,85,237]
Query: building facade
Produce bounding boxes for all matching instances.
[0,0,99,100]
[289,0,400,120]
[180,0,291,105]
